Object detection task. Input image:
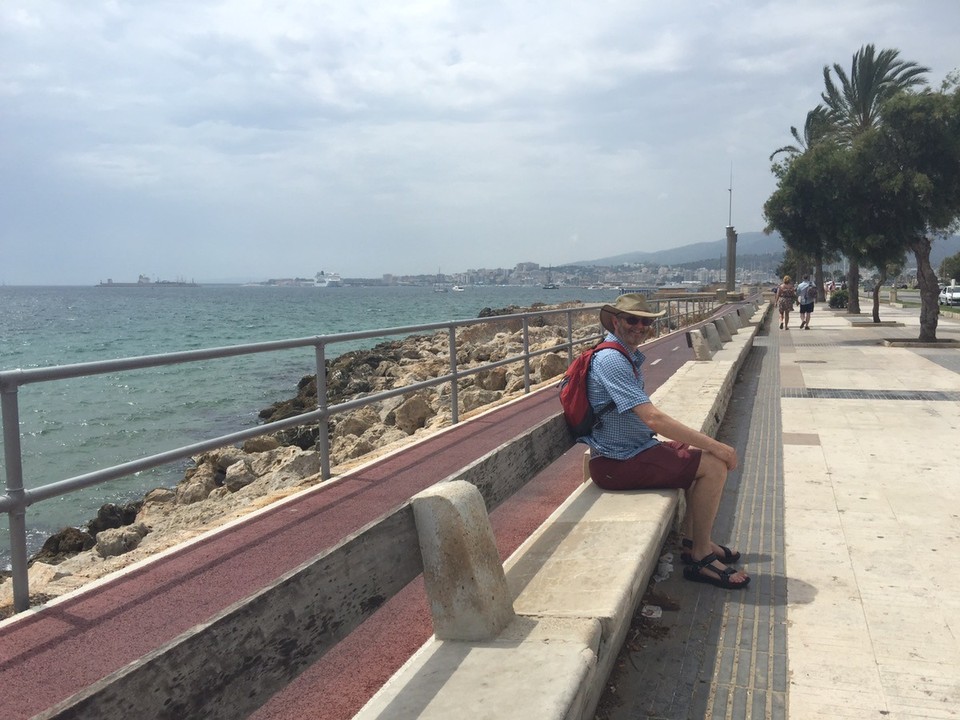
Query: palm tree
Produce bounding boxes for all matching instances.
[820,44,929,313]
[822,44,929,140]
[769,106,833,161]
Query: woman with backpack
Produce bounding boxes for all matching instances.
[775,275,798,330]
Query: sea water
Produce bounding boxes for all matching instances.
[0,284,614,567]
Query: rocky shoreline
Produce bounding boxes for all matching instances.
[1,302,599,616]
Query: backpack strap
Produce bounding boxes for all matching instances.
[592,341,638,375]
[590,341,639,422]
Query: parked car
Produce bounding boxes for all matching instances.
[939,285,960,306]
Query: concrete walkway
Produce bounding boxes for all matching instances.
[781,305,960,718]
[599,302,960,719]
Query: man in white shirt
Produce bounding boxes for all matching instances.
[796,275,816,329]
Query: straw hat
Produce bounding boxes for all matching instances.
[599,293,666,333]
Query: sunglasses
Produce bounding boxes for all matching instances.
[619,314,656,327]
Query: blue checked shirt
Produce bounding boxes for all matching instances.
[581,334,660,460]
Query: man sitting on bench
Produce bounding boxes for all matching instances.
[581,294,749,590]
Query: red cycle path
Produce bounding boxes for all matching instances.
[1,334,691,720]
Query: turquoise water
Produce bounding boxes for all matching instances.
[0,284,614,566]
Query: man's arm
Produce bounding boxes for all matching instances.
[634,402,738,470]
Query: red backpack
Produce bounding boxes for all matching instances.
[558,341,633,437]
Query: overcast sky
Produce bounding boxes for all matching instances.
[2,1,958,285]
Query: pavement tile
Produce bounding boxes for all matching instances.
[788,685,888,717]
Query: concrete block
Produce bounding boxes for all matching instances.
[703,323,723,351]
[723,313,740,335]
[654,360,737,436]
[355,616,601,720]
[712,318,733,343]
[687,328,714,360]
[412,480,515,641]
[506,485,676,623]
[504,483,677,718]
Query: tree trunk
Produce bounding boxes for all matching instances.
[912,236,939,342]
[815,250,825,302]
[847,257,861,314]
[871,268,886,323]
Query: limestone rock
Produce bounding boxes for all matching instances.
[270,424,320,450]
[505,376,528,394]
[0,562,72,613]
[336,407,381,438]
[460,388,501,413]
[475,368,508,391]
[244,446,321,492]
[377,396,405,425]
[242,436,281,453]
[95,523,149,558]
[195,446,247,471]
[224,459,257,492]
[176,463,220,505]
[144,487,176,505]
[29,527,95,565]
[87,501,142,537]
[537,352,568,382]
[394,395,435,435]
[333,435,378,461]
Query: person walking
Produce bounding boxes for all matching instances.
[775,275,797,329]
[579,294,749,590]
[796,275,817,329]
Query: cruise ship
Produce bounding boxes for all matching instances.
[314,272,343,288]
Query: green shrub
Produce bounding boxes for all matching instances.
[828,289,848,309]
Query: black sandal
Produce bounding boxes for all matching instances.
[682,553,750,589]
[680,538,741,565]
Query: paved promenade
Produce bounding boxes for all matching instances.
[600,302,960,719]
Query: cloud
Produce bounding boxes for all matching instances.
[2,0,959,284]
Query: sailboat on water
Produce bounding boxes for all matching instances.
[542,267,558,289]
[434,267,449,292]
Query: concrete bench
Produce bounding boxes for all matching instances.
[355,302,769,720]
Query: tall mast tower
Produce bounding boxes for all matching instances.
[725,164,737,293]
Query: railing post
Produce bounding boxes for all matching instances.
[566,311,575,364]
[314,343,331,480]
[2,380,31,612]
[521,318,531,393]
[448,327,459,425]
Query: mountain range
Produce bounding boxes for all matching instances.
[576,231,960,269]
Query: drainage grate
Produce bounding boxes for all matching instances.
[782,388,960,401]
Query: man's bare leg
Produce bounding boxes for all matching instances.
[683,452,748,582]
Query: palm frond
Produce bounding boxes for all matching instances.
[821,44,930,142]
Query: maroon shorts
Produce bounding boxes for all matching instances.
[589,440,702,491]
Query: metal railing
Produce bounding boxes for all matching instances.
[1,295,716,614]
